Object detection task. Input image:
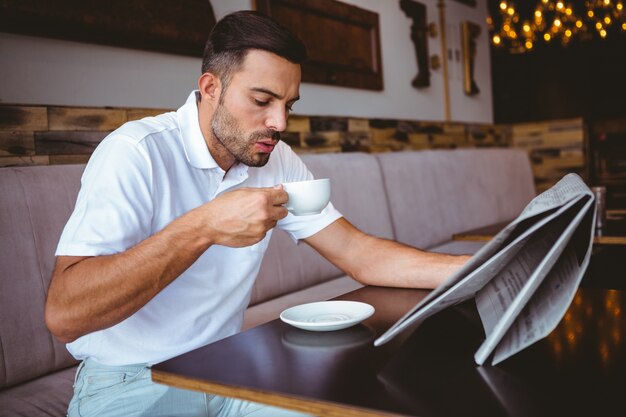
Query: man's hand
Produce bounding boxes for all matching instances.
[201,186,289,248]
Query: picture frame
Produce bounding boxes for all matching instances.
[461,20,481,96]
[451,0,477,7]
[255,0,384,91]
[0,0,215,57]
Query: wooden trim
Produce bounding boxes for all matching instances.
[438,0,451,121]
[452,228,626,246]
[594,236,626,245]
[152,369,404,417]
[608,209,626,218]
[453,234,626,246]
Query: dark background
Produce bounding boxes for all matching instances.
[487,0,626,124]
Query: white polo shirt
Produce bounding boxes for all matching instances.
[56,91,342,366]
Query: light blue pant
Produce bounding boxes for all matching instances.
[68,359,312,417]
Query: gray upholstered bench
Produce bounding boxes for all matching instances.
[0,148,535,415]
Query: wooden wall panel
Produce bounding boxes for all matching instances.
[35,131,110,155]
[256,0,383,91]
[48,108,126,131]
[0,106,47,131]
[0,0,215,56]
[0,103,506,169]
[0,131,35,156]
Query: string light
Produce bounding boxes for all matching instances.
[489,0,626,53]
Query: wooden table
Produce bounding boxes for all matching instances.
[152,281,626,417]
[452,211,626,246]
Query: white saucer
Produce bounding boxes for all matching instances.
[280,301,375,332]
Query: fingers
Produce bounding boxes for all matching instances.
[266,186,289,220]
[267,186,289,206]
[269,205,289,222]
[250,187,288,224]
[203,186,291,248]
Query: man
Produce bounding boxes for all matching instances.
[45,10,469,417]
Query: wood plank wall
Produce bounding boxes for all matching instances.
[0,103,586,192]
[511,118,586,193]
[0,105,165,166]
[0,104,509,166]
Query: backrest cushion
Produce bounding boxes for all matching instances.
[250,152,394,305]
[376,149,535,249]
[0,165,83,388]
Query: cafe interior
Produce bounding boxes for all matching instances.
[1,0,626,416]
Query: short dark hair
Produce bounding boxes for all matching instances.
[201,10,307,88]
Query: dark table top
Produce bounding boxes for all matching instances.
[152,257,626,417]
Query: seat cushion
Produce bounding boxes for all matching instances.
[0,366,76,417]
[0,166,82,389]
[376,149,535,249]
[427,240,487,255]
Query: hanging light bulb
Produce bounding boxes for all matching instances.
[489,0,626,53]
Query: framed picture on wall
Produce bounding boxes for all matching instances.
[451,0,477,7]
[256,0,384,91]
[461,20,481,96]
[0,0,215,56]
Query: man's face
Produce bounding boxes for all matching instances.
[210,96,280,168]
[206,50,301,169]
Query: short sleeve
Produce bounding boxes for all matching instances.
[56,135,154,256]
[275,145,343,243]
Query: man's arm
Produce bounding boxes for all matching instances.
[45,187,288,343]
[304,218,470,289]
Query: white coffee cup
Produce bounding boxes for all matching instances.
[282,178,331,216]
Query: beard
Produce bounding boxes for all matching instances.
[210,103,280,168]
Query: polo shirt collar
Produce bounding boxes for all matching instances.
[177,90,249,180]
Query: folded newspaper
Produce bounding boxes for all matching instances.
[374,173,596,365]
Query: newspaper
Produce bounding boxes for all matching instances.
[374,173,596,365]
